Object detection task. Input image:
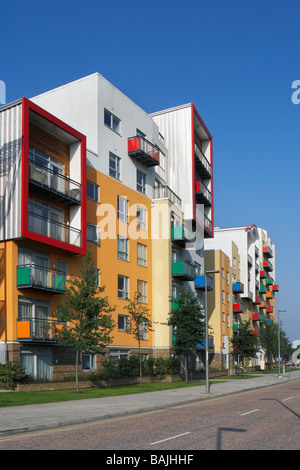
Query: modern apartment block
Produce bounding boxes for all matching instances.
[0,74,214,378]
[204,225,278,368]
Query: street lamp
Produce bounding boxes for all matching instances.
[278,309,287,378]
[205,269,220,393]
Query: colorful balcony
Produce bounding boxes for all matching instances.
[29,160,81,205]
[260,270,266,279]
[253,295,261,305]
[266,306,273,313]
[128,136,159,167]
[233,303,245,313]
[171,298,179,310]
[172,260,194,281]
[266,278,273,285]
[232,282,244,293]
[194,274,214,291]
[195,181,212,206]
[263,260,273,272]
[272,284,279,292]
[266,291,273,299]
[259,301,266,309]
[233,323,239,332]
[17,264,66,293]
[17,318,66,343]
[171,225,187,246]
[263,245,273,258]
[260,316,266,323]
[252,330,259,335]
[252,313,259,320]
[259,285,267,294]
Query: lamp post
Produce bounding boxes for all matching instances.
[277,309,287,378]
[205,269,220,394]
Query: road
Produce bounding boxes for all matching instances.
[0,380,299,451]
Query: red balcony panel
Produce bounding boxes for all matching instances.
[272,284,279,292]
[252,330,259,335]
[260,270,266,278]
[233,303,244,313]
[252,313,259,320]
[128,136,159,167]
[266,306,273,313]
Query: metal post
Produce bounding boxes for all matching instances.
[278,309,287,378]
[205,270,220,394]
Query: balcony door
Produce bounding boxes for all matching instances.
[28,198,64,241]
[18,296,50,341]
[18,246,50,288]
[29,147,64,194]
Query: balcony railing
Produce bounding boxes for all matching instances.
[263,245,273,258]
[272,284,279,292]
[233,303,245,313]
[28,211,81,247]
[263,260,273,272]
[17,264,66,293]
[194,143,211,178]
[195,181,212,206]
[29,161,81,205]
[128,136,159,167]
[194,274,214,291]
[232,282,244,293]
[153,184,182,209]
[172,260,194,281]
[17,318,66,343]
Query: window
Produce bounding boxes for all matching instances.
[118,275,129,299]
[137,170,146,194]
[137,243,147,267]
[87,181,99,202]
[109,349,129,359]
[109,153,121,180]
[28,198,64,241]
[172,281,180,300]
[57,259,68,276]
[137,205,147,231]
[139,321,148,341]
[87,224,100,244]
[104,109,121,134]
[118,236,129,261]
[172,247,181,262]
[137,280,147,303]
[117,196,128,223]
[118,314,129,332]
[194,262,201,276]
[82,353,96,371]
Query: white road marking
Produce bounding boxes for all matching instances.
[241,408,259,416]
[150,432,191,445]
[282,397,294,402]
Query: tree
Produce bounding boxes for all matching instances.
[230,321,257,377]
[123,292,152,387]
[168,286,205,382]
[259,321,293,367]
[54,250,115,392]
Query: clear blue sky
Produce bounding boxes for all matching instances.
[1,0,300,342]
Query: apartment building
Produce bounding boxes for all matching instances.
[204,224,278,368]
[0,74,214,378]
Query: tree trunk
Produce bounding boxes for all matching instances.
[76,350,79,393]
[185,355,188,383]
[139,341,142,387]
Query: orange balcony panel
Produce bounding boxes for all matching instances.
[266,291,273,299]
[259,301,266,309]
[17,320,31,339]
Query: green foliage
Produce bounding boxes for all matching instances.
[168,286,205,356]
[230,321,257,361]
[259,321,293,362]
[0,362,27,390]
[102,355,180,378]
[54,250,115,355]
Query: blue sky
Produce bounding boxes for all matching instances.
[1,0,300,342]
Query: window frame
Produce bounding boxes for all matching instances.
[118,235,129,261]
[117,196,128,223]
[137,169,146,194]
[137,279,147,304]
[118,274,129,299]
[137,243,147,267]
[87,181,99,202]
[104,109,121,135]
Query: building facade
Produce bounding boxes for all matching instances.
[0,74,214,379]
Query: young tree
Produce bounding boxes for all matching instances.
[259,321,293,368]
[231,321,257,377]
[54,250,115,392]
[168,286,205,382]
[123,292,152,387]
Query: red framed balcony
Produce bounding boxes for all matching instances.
[128,136,159,167]
[195,180,212,206]
[263,260,273,272]
[194,142,211,178]
[263,245,273,258]
[233,303,245,313]
[272,284,279,292]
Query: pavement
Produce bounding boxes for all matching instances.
[0,369,300,437]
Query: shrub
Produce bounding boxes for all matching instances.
[0,362,27,390]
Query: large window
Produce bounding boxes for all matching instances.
[118,235,129,261]
[28,198,64,241]
[109,153,121,180]
[104,109,121,134]
[118,275,129,299]
[137,280,147,303]
[87,224,100,244]
[87,181,99,202]
[82,353,96,371]
[118,314,129,332]
[137,243,147,267]
[117,196,128,223]
[137,205,147,231]
[137,169,146,194]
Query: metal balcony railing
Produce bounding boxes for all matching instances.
[194,143,211,178]
[28,211,81,247]
[128,136,159,166]
[17,264,66,293]
[29,160,81,204]
[17,317,66,342]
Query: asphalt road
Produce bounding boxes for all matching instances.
[0,380,299,451]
